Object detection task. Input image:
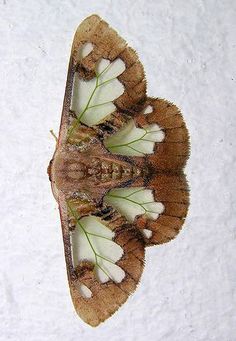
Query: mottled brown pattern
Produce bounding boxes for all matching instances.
[48,15,189,326]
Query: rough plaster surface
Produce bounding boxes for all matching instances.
[0,1,236,340]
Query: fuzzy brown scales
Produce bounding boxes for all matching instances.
[52,148,144,188]
[48,15,190,327]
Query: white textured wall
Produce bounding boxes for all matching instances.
[0,1,236,340]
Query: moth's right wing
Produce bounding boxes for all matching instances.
[104,98,190,246]
[134,98,189,245]
[58,193,145,327]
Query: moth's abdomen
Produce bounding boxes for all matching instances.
[100,159,142,181]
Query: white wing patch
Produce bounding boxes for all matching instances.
[105,187,164,222]
[143,105,153,115]
[142,229,153,239]
[77,42,94,59]
[105,120,165,156]
[79,283,92,298]
[71,216,125,283]
[71,56,125,126]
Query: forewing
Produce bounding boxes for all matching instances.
[58,193,144,327]
[57,14,147,148]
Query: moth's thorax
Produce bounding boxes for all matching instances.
[50,148,145,194]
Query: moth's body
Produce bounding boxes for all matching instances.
[49,138,148,202]
[48,15,189,327]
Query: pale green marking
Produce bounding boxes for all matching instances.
[67,201,116,281]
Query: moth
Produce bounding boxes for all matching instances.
[48,14,189,327]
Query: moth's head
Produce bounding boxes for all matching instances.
[49,149,87,194]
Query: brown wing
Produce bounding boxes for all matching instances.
[71,15,146,109]
[102,98,189,245]
[57,14,147,148]
[133,98,189,245]
[58,193,144,327]
[135,98,190,171]
[102,98,190,245]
